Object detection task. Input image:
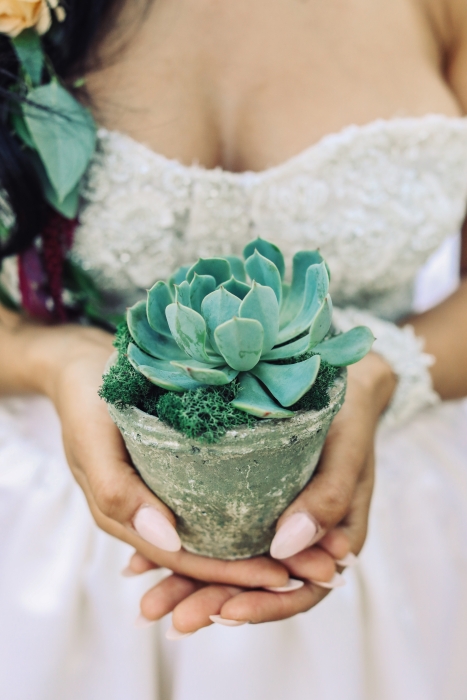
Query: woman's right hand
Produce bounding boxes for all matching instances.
[34,322,296,589]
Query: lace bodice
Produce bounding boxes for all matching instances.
[72,114,467,321]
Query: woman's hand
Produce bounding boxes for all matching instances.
[130,352,396,634]
[36,323,291,589]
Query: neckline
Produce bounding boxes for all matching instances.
[98,113,467,182]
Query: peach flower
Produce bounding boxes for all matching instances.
[0,0,52,38]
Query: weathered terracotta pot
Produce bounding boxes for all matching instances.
[108,370,346,560]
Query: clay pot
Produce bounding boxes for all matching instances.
[108,370,346,560]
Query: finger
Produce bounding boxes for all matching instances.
[220,583,330,624]
[319,453,374,566]
[139,574,201,623]
[318,528,352,561]
[281,545,336,583]
[337,453,375,556]
[68,402,182,551]
[270,398,372,560]
[122,551,161,576]
[171,585,243,634]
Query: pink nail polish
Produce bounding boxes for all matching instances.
[121,565,139,577]
[264,578,305,593]
[270,512,318,560]
[134,614,156,628]
[335,552,358,568]
[311,572,346,589]
[209,615,248,627]
[166,624,194,640]
[133,506,181,552]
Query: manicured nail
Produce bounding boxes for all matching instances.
[166,625,194,640]
[121,565,139,577]
[134,614,156,628]
[209,615,248,627]
[311,572,346,589]
[264,578,304,593]
[133,506,181,552]
[270,512,318,559]
[335,553,358,568]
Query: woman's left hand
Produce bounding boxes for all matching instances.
[128,352,396,635]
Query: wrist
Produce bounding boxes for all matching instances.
[25,324,114,402]
[347,352,397,417]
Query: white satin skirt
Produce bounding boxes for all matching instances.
[1,390,467,700]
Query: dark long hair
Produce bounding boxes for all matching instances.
[0,0,123,260]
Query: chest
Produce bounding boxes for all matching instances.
[86,0,461,171]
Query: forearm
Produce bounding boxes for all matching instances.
[0,303,113,400]
[0,304,50,395]
[407,276,467,400]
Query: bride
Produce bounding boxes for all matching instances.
[1,0,467,698]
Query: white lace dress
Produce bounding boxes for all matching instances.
[2,115,467,700]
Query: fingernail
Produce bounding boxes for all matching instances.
[270,512,318,560]
[121,565,139,577]
[134,614,156,628]
[209,615,248,627]
[335,552,358,568]
[264,578,305,593]
[133,506,181,552]
[311,572,346,589]
[166,624,194,640]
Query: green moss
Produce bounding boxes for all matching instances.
[157,382,257,443]
[98,322,164,414]
[99,321,339,442]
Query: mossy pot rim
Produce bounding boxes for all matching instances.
[107,367,347,454]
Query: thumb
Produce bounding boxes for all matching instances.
[270,403,371,560]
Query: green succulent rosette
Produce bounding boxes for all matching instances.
[126,238,374,419]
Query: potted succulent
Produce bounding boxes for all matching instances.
[102,239,373,559]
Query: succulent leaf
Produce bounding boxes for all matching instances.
[147,281,173,337]
[189,273,216,313]
[313,326,375,366]
[223,276,251,299]
[231,373,295,418]
[262,295,333,360]
[201,287,242,353]
[171,361,239,385]
[239,281,279,354]
[186,257,232,286]
[243,238,285,279]
[224,255,247,282]
[169,264,191,288]
[245,250,282,305]
[307,294,333,348]
[214,317,264,371]
[280,250,326,327]
[277,262,329,344]
[127,343,203,391]
[251,355,321,407]
[261,334,310,361]
[166,302,221,364]
[175,280,191,307]
[127,301,189,361]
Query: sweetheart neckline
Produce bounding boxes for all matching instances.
[97,113,467,182]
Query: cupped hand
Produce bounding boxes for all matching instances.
[41,325,289,589]
[131,352,396,635]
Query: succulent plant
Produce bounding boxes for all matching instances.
[126,238,374,419]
